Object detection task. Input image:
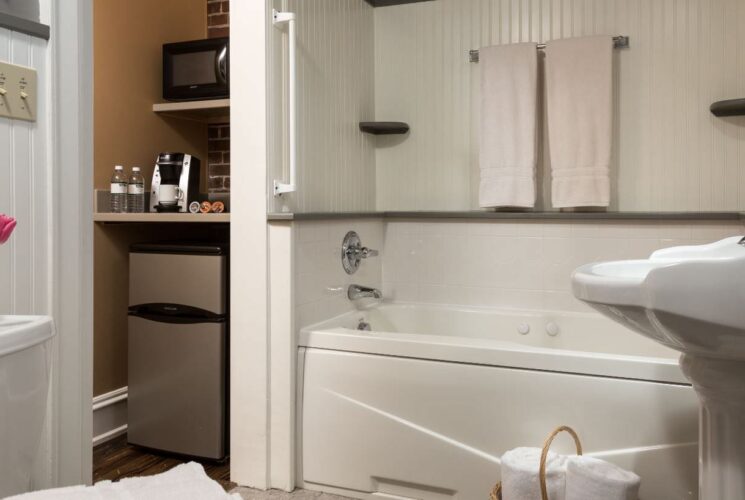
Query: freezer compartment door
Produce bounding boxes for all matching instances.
[129,252,227,315]
[127,316,226,459]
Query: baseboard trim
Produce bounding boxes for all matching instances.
[93,424,127,447]
[93,387,128,446]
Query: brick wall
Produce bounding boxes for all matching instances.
[207,0,229,38]
[207,0,229,193]
[208,124,230,192]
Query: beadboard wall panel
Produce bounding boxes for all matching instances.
[0,27,49,316]
[269,0,376,214]
[374,0,745,212]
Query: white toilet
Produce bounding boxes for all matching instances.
[0,315,56,497]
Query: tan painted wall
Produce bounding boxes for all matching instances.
[93,0,209,396]
[93,0,208,191]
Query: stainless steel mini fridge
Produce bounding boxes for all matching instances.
[127,242,228,459]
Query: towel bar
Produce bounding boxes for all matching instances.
[469,35,629,63]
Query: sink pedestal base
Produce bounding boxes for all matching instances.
[681,354,745,500]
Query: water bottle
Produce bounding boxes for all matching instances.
[127,167,145,213]
[110,165,128,213]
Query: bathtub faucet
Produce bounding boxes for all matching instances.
[348,284,382,300]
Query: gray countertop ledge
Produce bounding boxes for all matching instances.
[268,211,745,221]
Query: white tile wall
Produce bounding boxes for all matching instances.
[374,0,745,211]
[294,218,745,327]
[294,219,384,327]
[382,219,745,313]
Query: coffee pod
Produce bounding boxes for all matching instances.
[211,201,225,213]
[189,201,201,214]
[200,201,212,213]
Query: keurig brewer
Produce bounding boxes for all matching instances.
[150,152,201,213]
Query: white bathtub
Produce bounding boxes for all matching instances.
[298,303,699,500]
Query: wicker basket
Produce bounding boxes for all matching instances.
[490,426,583,500]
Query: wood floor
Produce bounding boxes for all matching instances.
[93,434,234,491]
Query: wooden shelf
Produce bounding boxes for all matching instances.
[153,99,230,123]
[359,121,410,135]
[94,212,230,223]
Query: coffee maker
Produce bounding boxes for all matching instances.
[150,153,201,213]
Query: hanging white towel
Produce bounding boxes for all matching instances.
[546,36,613,208]
[479,42,539,208]
[501,447,568,500]
[565,456,641,500]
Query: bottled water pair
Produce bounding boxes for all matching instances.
[110,165,145,213]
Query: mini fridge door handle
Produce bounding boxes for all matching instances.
[128,303,226,324]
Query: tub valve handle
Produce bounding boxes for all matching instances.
[342,231,379,274]
[355,246,378,258]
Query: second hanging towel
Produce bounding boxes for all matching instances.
[546,35,613,208]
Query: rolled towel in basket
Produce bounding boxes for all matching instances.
[501,447,567,500]
[565,456,640,500]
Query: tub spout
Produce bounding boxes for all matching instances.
[348,284,382,300]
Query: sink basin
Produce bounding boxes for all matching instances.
[572,236,745,499]
[0,314,55,497]
[574,236,745,359]
[0,315,55,356]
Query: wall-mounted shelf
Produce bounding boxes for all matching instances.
[710,99,745,117]
[359,121,410,135]
[94,212,230,223]
[152,99,230,123]
[363,0,433,7]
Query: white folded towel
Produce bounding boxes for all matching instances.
[501,447,567,500]
[565,456,640,500]
[6,462,240,500]
[546,36,613,208]
[479,42,539,208]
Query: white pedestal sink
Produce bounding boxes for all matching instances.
[572,236,745,499]
[0,315,55,496]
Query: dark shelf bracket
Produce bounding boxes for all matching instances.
[363,0,433,7]
[710,99,745,117]
[359,121,410,135]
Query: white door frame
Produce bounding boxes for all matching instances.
[51,0,94,486]
[229,0,271,489]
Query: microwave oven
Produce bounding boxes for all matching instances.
[163,37,229,101]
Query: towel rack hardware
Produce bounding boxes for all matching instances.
[468,35,630,63]
[273,9,298,196]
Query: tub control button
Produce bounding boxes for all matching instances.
[517,323,530,335]
[546,322,560,337]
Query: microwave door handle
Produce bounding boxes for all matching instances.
[215,46,228,86]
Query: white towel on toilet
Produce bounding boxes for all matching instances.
[501,447,567,500]
[546,35,613,208]
[479,42,539,208]
[565,456,640,500]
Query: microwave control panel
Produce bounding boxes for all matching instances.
[0,60,37,122]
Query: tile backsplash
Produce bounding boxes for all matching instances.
[294,219,383,328]
[293,218,745,328]
[382,220,745,313]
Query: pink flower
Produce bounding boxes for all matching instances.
[0,214,17,244]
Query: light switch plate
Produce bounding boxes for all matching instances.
[0,60,37,122]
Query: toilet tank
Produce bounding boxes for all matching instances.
[0,315,55,497]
